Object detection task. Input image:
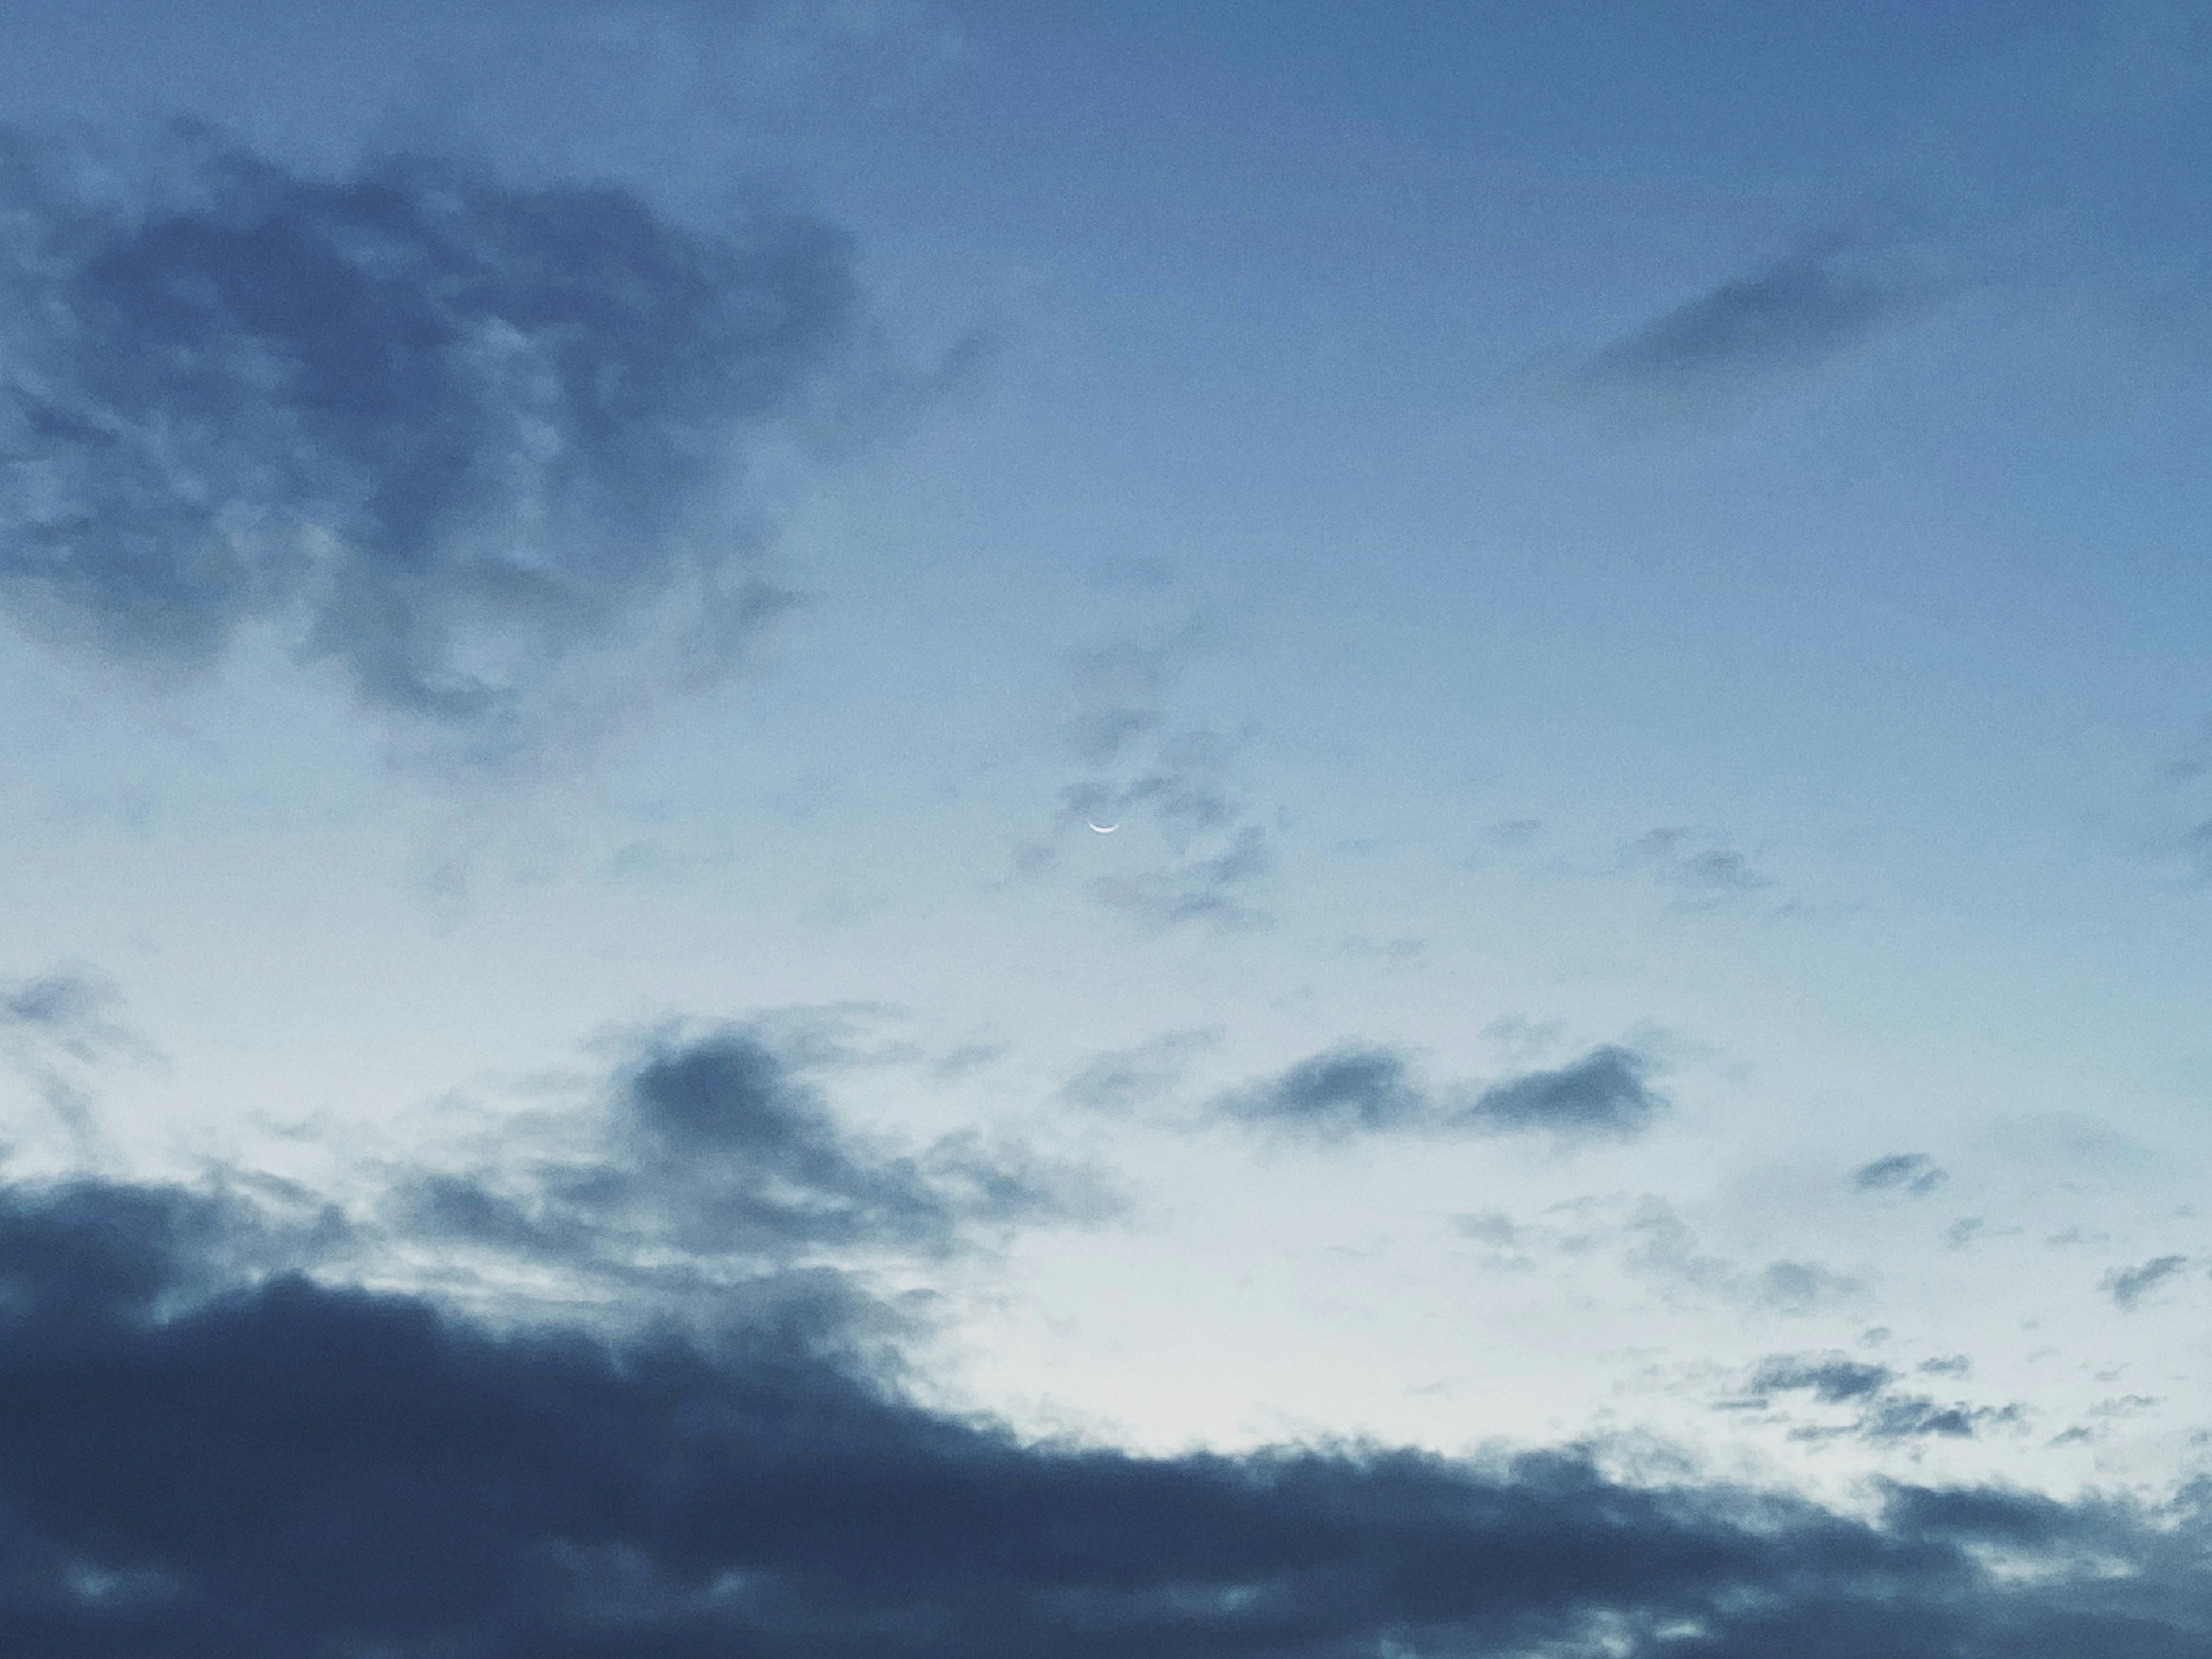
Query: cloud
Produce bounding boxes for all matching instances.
[1741,1351,2024,1444]
[1451,1046,1666,1139]
[1852,1153,1949,1196]
[382,1026,1111,1301]
[1218,1045,1426,1137]
[0,964,159,1153]
[1624,830,1771,905]
[0,967,150,1066]
[1578,237,1939,397]
[1060,1027,1222,1114]
[1214,1043,1666,1144]
[1624,1200,1868,1317]
[1,1173,2208,1657]
[1051,637,1276,930]
[2101,1255,2191,1312]
[0,120,891,764]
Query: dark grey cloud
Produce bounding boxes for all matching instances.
[384,1027,1109,1292]
[1741,1352,2025,1444]
[1,1173,2207,1658]
[1214,1043,1665,1144]
[1580,237,1938,396]
[1853,1153,1949,1196]
[1452,1045,1665,1139]
[2101,1255,2191,1312]
[0,121,888,763]
[1218,1045,1426,1137]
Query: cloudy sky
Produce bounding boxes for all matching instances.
[3,1,2211,1652]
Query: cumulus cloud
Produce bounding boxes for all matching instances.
[2101,1254,2191,1312]
[1212,1042,1666,1144]
[0,1171,2207,1656]
[1852,1153,1949,1196]
[1578,236,1940,397]
[0,120,893,764]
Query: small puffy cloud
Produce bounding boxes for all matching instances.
[0,120,895,764]
[1852,1153,1948,1196]
[2101,1254,2191,1312]
[1449,1045,1665,1140]
[1217,1044,1426,1137]
[1213,1042,1665,1145]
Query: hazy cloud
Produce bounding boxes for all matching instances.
[1625,829,1771,904]
[1060,1027,1222,1114]
[1580,237,1940,396]
[0,120,888,763]
[2101,1254,2191,1311]
[0,1172,2206,1657]
[1626,1200,1868,1316]
[1055,637,1276,930]
[1853,1153,1949,1196]
[1215,1042,1665,1144]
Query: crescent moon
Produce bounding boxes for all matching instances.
[1088,821,1119,834]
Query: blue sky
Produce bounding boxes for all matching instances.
[3,2,2212,1652]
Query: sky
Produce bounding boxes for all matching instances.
[2,1,2211,1652]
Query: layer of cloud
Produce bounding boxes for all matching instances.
[1,1172,2207,1657]
[1215,1043,1666,1143]
[1578,237,1940,398]
[0,120,885,763]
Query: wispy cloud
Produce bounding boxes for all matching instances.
[1577,236,1942,400]
[1044,634,1277,930]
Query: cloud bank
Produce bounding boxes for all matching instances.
[1,1172,2208,1657]
[0,121,879,762]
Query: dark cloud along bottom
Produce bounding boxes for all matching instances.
[0,1179,2205,1657]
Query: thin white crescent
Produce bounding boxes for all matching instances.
[1088,821,1119,834]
